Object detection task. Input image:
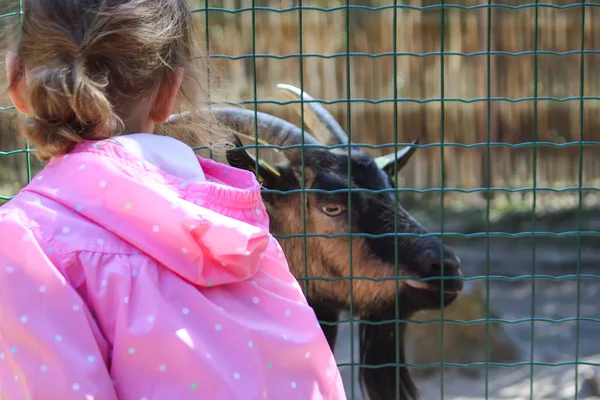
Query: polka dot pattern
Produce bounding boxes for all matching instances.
[0,138,346,399]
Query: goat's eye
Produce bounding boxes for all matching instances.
[321,204,346,217]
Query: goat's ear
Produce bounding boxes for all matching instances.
[375,137,420,177]
[226,136,282,185]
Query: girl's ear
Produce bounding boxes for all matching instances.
[150,67,185,124]
[5,51,30,115]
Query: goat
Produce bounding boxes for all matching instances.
[167,86,464,400]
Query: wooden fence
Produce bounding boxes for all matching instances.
[1,1,599,207]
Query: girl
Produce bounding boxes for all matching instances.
[0,1,347,399]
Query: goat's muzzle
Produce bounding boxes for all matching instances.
[403,243,464,306]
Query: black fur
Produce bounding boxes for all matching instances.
[311,302,342,350]
[359,303,418,400]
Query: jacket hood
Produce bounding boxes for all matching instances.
[22,138,270,288]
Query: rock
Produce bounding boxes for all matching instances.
[404,280,522,379]
[579,369,600,399]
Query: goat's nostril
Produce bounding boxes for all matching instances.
[443,254,461,271]
[427,250,461,275]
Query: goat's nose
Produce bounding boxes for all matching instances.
[425,244,461,276]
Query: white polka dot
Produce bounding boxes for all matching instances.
[124,202,132,211]
[124,297,130,304]
[316,322,320,328]
[14,374,18,381]
[141,398,148,400]
[285,310,291,317]
[305,352,311,359]
[78,164,86,170]
[147,315,155,323]
[5,266,14,273]
[218,306,225,312]
[36,175,44,180]
[46,247,54,254]
[233,372,240,380]
[101,279,107,287]
[326,370,332,377]
[182,307,190,315]
[0,353,4,359]
[247,341,253,348]
[158,364,166,372]
[195,199,204,205]
[171,203,179,209]
[179,182,187,188]
[220,261,228,266]
[215,324,222,331]
[99,181,106,188]
[72,383,80,391]
[182,247,188,254]
[131,269,138,277]
[62,227,70,234]
[223,169,229,175]
[72,304,80,311]
[128,347,135,355]
[97,238,105,245]
[10,347,17,354]
[87,355,94,362]
[23,234,31,242]
[252,297,259,304]
[255,208,261,215]
[39,285,46,293]
[40,364,47,372]
[152,225,160,233]
[75,205,83,212]
[20,315,28,323]
[33,198,42,205]
[291,382,297,389]
[251,280,258,286]
[206,353,212,359]
[55,335,62,342]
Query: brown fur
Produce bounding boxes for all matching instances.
[267,170,410,313]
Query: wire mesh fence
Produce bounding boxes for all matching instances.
[1,1,600,399]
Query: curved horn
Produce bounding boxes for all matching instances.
[167,107,320,150]
[211,107,320,149]
[276,83,349,146]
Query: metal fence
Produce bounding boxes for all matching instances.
[1,1,600,399]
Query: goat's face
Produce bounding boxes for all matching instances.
[208,86,463,316]
[253,146,463,315]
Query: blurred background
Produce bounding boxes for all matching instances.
[1,1,599,399]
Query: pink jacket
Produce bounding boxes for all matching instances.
[0,136,346,400]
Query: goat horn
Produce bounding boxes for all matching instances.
[167,107,321,149]
[276,83,349,146]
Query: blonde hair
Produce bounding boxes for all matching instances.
[9,0,232,162]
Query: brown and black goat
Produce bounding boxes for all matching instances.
[167,86,464,400]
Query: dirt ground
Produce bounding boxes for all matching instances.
[331,206,600,400]
[334,278,600,399]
